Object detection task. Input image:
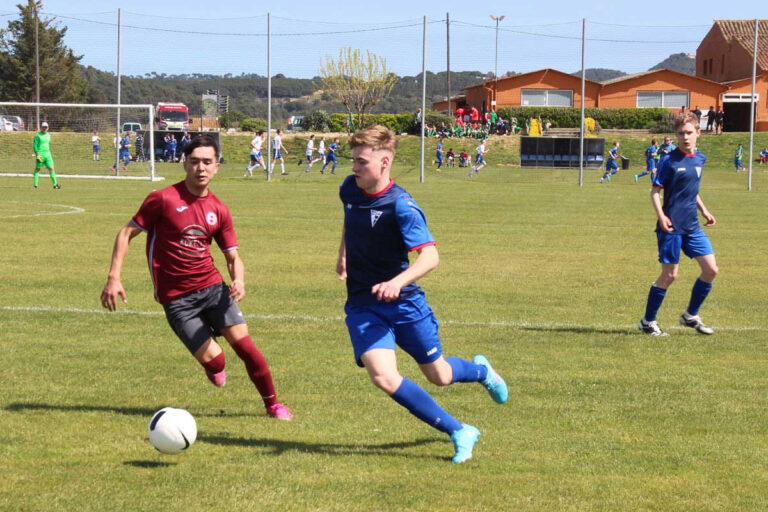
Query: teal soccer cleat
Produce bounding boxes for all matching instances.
[473,355,508,404]
[451,424,481,464]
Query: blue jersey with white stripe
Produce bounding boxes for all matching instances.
[652,149,707,235]
[340,175,435,305]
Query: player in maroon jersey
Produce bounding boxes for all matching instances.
[100,135,292,420]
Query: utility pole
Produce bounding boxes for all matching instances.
[490,14,505,108]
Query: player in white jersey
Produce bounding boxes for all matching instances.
[304,134,316,172]
[312,137,326,168]
[469,139,488,178]
[269,129,289,176]
[245,130,266,177]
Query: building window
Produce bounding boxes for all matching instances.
[521,89,573,107]
[636,91,690,108]
[702,60,707,75]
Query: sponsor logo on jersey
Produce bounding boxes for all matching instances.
[179,224,208,257]
[677,167,687,172]
[370,210,383,227]
[176,205,189,212]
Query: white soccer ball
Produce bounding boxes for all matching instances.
[148,407,197,454]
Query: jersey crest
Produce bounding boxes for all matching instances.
[370,209,383,227]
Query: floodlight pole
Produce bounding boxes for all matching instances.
[115,8,122,177]
[446,12,451,113]
[34,1,40,129]
[579,18,586,187]
[420,15,427,183]
[267,12,272,181]
[490,14,505,106]
[747,18,758,192]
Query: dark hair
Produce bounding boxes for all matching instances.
[183,134,219,157]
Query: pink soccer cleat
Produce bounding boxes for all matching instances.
[266,402,293,421]
[206,369,226,387]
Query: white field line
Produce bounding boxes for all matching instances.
[1,304,763,332]
[3,201,85,219]
[0,173,164,181]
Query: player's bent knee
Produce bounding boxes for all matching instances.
[370,374,402,394]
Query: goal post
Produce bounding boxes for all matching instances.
[0,102,159,181]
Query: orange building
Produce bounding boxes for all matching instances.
[696,20,768,131]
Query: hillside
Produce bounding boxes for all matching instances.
[572,68,627,82]
[649,52,696,75]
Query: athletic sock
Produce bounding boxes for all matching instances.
[231,336,277,407]
[33,170,39,187]
[686,278,713,317]
[644,285,667,322]
[446,356,487,383]
[49,171,58,187]
[390,378,462,435]
[280,162,285,173]
[201,351,225,377]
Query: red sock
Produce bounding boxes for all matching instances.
[231,336,277,407]
[201,351,225,375]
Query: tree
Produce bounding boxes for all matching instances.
[0,1,88,103]
[317,48,398,129]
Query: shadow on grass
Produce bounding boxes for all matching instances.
[200,434,446,461]
[521,325,635,336]
[123,460,177,468]
[4,402,254,418]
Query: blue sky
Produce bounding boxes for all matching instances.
[2,0,765,78]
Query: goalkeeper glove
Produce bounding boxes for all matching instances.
[36,155,42,163]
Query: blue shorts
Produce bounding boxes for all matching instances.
[93,145,100,152]
[273,149,282,160]
[646,158,656,172]
[326,153,337,163]
[344,292,442,368]
[250,151,262,162]
[475,154,484,164]
[734,157,742,167]
[657,229,714,264]
[606,159,618,171]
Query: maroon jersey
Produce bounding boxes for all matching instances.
[131,181,238,304]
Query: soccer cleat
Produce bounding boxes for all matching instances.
[450,424,481,464]
[266,402,293,421]
[53,184,61,190]
[206,369,226,387]
[679,313,714,335]
[638,318,668,336]
[110,166,116,173]
[33,185,38,189]
[122,165,128,172]
[473,355,508,404]
[281,172,289,176]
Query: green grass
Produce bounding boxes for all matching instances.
[2,133,768,511]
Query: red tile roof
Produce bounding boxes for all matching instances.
[715,20,768,71]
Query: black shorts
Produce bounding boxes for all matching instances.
[163,282,245,354]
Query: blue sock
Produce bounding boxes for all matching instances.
[687,278,713,316]
[446,357,487,383]
[644,285,667,322]
[390,378,462,435]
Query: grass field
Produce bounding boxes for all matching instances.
[2,132,768,511]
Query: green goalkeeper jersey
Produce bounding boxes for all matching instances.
[33,131,51,156]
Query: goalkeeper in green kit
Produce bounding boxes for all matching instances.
[33,122,60,189]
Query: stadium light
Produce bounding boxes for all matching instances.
[490,14,505,108]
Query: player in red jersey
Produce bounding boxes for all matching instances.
[100,135,292,420]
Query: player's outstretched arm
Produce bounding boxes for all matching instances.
[224,249,246,302]
[336,229,347,281]
[371,244,439,302]
[101,223,142,311]
[696,194,716,226]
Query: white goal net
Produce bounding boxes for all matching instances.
[0,102,158,181]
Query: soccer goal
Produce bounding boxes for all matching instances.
[0,102,159,181]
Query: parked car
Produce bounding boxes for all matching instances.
[4,115,24,131]
[122,122,143,133]
[0,117,13,131]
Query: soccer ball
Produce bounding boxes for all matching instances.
[148,407,197,454]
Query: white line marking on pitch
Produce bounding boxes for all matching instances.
[2,201,85,219]
[1,304,762,332]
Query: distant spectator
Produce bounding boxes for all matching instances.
[413,108,422,132]
[459,149,469,167]
[446,148,455,167]
[715,108,725,135]
[135,132,145,162]
[759,147,768,164]
[692,105,702,121]
[92,131,101,161]
[179,132,192,162]
[706,105,715,132]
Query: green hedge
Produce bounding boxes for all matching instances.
[495,107,669,130]
[325,112,416,133]
[239,117,267,132]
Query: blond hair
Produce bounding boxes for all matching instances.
[348,125,398,155]
[675,112,700,130]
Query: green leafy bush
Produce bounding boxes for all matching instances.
[239,117,267,132]
[496,107,668,130]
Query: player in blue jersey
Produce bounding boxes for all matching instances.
[168,134,178,163]
[435,138,444,170]
[336,125,508,464]
[638,113,718,336]
[634,139,658,182]
[760,147,768,164]
[599,141,623,183]
[111,132,132,173]
[734,143,745,172]
[321,137,339,174]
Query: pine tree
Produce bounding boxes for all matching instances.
[0,1,88,102]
